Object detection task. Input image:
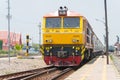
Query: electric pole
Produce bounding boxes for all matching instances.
[38,23,41,54]
[104,0,109,64]
[7,0,11,64]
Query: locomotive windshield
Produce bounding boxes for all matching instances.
[46,17,61,28]
[63,17,80,28]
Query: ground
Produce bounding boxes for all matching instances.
[0,56,47,75]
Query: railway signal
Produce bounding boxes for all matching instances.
[25,35,29,56]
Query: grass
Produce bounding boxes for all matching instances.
[0,50,19,57]
[110,54,114,61]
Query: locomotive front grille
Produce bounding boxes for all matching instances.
[57,51,68,58]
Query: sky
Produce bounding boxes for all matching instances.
[0,0,119,45]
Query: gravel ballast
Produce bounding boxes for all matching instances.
[0,56,47,75]
[110,53,120,74]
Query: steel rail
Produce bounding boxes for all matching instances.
[7,68,57,80]
[51,68,72,80]
[0,65,53,80]
[20,68,57,80]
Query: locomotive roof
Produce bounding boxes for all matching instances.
[43,11,84,17]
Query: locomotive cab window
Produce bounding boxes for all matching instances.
[63,17,80,28]
[46,17,61,28]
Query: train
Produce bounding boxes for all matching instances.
[40,6,104,67]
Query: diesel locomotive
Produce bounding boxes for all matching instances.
[40,6,104,67]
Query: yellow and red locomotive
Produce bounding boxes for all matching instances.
[40,6,104,66]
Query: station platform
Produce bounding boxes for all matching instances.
[65,55,120,80]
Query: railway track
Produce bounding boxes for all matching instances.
[50,68,73,80]
[0,65,54,80]
[19,67,73,80]
[0,56,99,80]
[0,65,73,80]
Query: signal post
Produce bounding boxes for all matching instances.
[25,35,29,56]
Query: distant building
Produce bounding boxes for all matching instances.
[0,31,22,50]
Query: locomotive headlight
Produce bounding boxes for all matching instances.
[49,39,52,43]
[75,50,78,52]
[72,46,75,49]
[50,46,52,49]
[46,47,50,50]
[76,47,80,50]
[58,6,68,16]
[46,39,53,43]
[72,39,76,42]
[72,39,79,43]
[47,50,49,52]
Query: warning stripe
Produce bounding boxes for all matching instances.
[81,45,84,50]
[81,45,85,55]
[80,45,86,60]
[40,45,44,52]
[81,48,85,55]
[40,48,44,54]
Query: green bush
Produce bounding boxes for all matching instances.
[0,50,8,54]
[0,50,17,57]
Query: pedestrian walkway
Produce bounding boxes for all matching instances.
[65,56,120,80]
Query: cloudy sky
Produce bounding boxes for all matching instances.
[0,0,119,45]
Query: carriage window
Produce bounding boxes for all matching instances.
[46,18,61,28]
[63,17,80,28]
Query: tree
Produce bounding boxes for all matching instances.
[14,44,23,55]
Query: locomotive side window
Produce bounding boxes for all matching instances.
[86,22,92,44]
[87,28,90,35]
[87,36,90,43]
[86,28,90,43]
[46,18,61,28]
[63,17,80,28]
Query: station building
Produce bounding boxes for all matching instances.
[0,31,22,50]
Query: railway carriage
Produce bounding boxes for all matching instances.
[40,6,104,66]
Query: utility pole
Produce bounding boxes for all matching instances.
[38,23,41,54]
[7,0,11,64]
[104,0,109,64]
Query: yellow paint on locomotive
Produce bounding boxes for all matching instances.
[42,17,86,45]
[41,16,87,61]
[43,33,84,44]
